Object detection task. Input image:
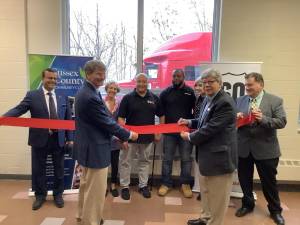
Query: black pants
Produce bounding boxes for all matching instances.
[238,154,282,214]
[110,149,120,184]
[32,133,64,198]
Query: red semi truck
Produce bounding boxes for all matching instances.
[119,32,212,91]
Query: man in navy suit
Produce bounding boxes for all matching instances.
[73,60,138,225]
[4,68,73,210]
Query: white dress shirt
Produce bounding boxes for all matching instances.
[42,86,58,116]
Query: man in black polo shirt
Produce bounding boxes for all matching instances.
[118,73,164,200]
[158,69,196,198]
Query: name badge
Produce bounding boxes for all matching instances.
[147,100,155,104]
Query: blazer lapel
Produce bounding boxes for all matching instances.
[198,90,222,127]
[258,92,268,114]
[198,97,208,127]
[201,101,214,126]
[243,96,251,115]
[38,88,49,117]
[56,95,63,119]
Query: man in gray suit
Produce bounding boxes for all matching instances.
[235,72,287,225]
[180,68,237,225]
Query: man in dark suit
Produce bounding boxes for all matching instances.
[235,72,286,225]
[180,68,237,225]
[73,60,138,225]
[3,68,73,210]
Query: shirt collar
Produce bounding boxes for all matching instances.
[206,89,221,102]
[86,80,97,91]
[171,82,186,90]
[249,90,264,101]
[134,89,149,97]
[42,86,55,96]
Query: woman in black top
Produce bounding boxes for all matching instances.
[104,81,122,197]
[194,78,205,118]
[193,77,205,200]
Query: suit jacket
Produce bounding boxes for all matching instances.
[3,88,73,148]
[73,81,130,169]
[236,91,287,160]
[189,90,238,176]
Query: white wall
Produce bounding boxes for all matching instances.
[220,0,300,180]
[27,0,62,54]
[0,0,62,175]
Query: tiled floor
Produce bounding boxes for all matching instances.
[0,180,299,225]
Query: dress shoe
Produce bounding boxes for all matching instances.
[270,213,285,225]
[235,207,253,217]
[197,193,201,201]
[187,218,207,225]
[32,197,46,210]
[139,186,151,198]
[110,188,119,197]
[54,195,64,208]
[121,188,130,200]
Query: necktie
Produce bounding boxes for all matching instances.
[47,92,58,119]
[47,92,58,133]
[250,98,258,111]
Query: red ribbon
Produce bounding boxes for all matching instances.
[124,123,189,134]
[236,114,255,128]
[0,117,75,130]
[0,117,188,134]
[0,115,254,134]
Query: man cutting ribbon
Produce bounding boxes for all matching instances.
[3,68,73,210]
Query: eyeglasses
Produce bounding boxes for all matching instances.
[202,79,217,85]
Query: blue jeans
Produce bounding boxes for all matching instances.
[161,134,193,187]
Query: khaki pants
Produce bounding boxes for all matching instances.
[77,166,108,225]
[119,143,153,188]
[199,172,233,225]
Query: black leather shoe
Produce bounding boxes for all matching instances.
[54,195,64,208]
[187,218,207,225]
[235,207,253,217]
[139,186,151,198]
[121,188,130,200]
[270,213,285,225]
[32,197,46,210]
[110,188,119,197]
[197,193,201,201]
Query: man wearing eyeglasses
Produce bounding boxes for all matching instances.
[235,72,286,225]
[180,68,237,225]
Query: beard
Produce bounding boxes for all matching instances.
[172,81,183,89]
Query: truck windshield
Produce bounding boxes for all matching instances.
[184,65,201,81]
[145,63,158,79]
